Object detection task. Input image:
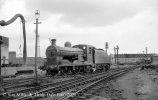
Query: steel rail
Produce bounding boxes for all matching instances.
[0,67,134,100]
[13,68,129,100]
[58,67,137,100]
[13,72,114,100]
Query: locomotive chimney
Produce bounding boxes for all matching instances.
[51,39,56,45]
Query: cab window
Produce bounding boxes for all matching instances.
[89,47,92,54]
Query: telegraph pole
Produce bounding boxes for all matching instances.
[34,10,41,85]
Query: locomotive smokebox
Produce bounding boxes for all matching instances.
[64,41,71,47]
[51,39,56,45]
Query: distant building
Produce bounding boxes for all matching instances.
[8,51,45,67]
[9,51,16,64]
[25,57,45,67]
[0,36,9,65]
[111,53,155,65]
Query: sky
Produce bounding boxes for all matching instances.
[0,0,158,57]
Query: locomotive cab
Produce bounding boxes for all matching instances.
[73,45,95,65]
[73,45,111,72]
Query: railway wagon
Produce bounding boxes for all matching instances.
[150,55,158,69]
[44,39,111,75]
[141,55,158,70]
[151,55,158,66]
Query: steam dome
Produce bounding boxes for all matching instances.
[64,41,71,47]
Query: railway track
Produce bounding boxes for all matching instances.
[48,67,138,100]
[45,67,137,100]
[3,74,75,86]
[59,69,132,100]
[0,66,138,100]
[3,76,46,86]
[2,76,51,91]
[2,68,119,91]
[0,69,118,99]
[14,73,111,100]
[2,74,83,90]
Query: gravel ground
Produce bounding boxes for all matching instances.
[137,69,158,100]
[89,67,158,100]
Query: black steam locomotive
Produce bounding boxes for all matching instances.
[43,39,111,75]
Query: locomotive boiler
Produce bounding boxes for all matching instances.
[44,39,111,75]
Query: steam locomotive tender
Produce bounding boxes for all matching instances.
[45,39,111,75]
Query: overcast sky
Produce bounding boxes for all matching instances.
[0,0,158,57]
